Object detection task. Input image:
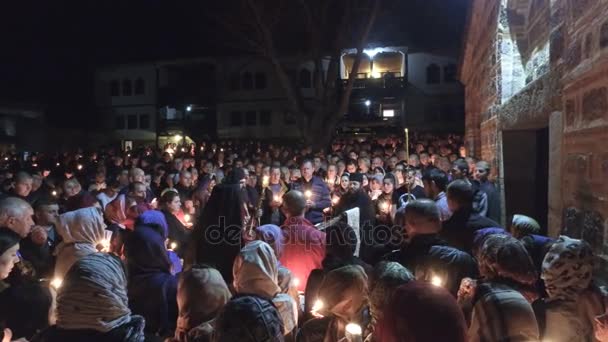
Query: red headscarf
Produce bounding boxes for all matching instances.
[375,281,467,342]
[105,194,151,230]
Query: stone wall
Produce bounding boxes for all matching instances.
[461,0,608,275]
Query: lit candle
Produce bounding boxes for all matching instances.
[220,148,224,152]
[184,214,191,223]
[332,197,339,205]
[292,277,300,288]
[56,162,60,166]
[51,278,63,290]
[431,275,443,287]
[200,146,204,151]
[311,299,324,318]
[32,163,38,167]
[273,195,282,204]
[51,190,57,197]
[170,241,178,250]
[262,175,270,188]
[380,201,390,212]
[345,323,363,342]
[3,157,8,161]
[77,164,83,170]
[305,190,312,199]
[99,239,110,252]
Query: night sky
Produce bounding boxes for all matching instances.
[0,0,469,127]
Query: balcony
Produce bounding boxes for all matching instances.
[341,73,405,89]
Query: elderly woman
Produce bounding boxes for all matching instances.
[168,266,231,342]
[53,207,107,280]
[232,241,298,337]
[32,254,146,342]
[463,234,540,342]
[537,236,605,342]
[298,265,370,342]
[255,225,297,296]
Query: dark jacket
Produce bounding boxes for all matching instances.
[334,190,377,264]
[290,176,331,225]
[31,316,149,342]
[161,209,190,258]
[385,234,478,295]
[441,208,501,254]
[479,180,501,223]
[19,225,61,279]
[260,181,289,225]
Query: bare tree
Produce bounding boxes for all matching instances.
[213,0,381,149]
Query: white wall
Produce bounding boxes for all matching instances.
[95,64,158,107]
[407,53,462,95]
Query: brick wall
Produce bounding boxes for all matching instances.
[461,0,608,273]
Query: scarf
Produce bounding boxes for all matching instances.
[255,224,284,259]
[317,265,368,322]
[174,267,231,342]
[138,210,169,239]
[541,235,594,301]
[56,253,143,338]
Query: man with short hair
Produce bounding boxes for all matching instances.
[280,190,326,291]
[7,172,33,201]
[442,180,501,254]
[408,154,420,168]
[260,166,288,225]
[385,200,478,295]
[450,159,488,217]
[0,197,35,238]
[474,161,501,223]
[422,169,452,221]
[290,160,331,224]
[19,198,61,278]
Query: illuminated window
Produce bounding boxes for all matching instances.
[382,109,395,117]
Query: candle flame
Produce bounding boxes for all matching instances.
[184,214,191,222]
[431,276,443,287]
[77,164,83,170]
[51,278,63,289]
[345,323,362,335]
[305,190,312,198]
[293,277,300,287]
[170,242,178,250]
[51,190,57,196]
[332,197,339,205]
[381,201,389,211]
[311,299,324,318]
[99,239,110,252]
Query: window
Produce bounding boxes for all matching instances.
[284,111,296,125]
[230,73,241,90]
[255,72,267,89]
[245,111,257,126]
[110,80,119,96]
[299,69,312,88]
[122,79,132,96]
[115,115,125,129]
[426,64,440,84]
[382,109,395,117]
[242,72,253,90]
[230,111,242,126]
[139,114,150,129]
[260,110,271,126]
[135,78,145,95]
[127,115,138,129]
[444,64,457,83]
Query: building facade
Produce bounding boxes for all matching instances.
[460,0,608,277]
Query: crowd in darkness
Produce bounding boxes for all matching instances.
[0,133,606,342]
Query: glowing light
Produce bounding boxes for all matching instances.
[173,135,182,142]
[151,198,157,205]
[3,157,8,161]
[293,277,300,288]
[32,163,38,167]
[262,175,269,188]
[186,105,192,112]
[381,201,390,212]
[363,48,382,58]
[184,214,191,223]
[170,242,178,250]
[127,153,131,157]
[273,195,282,204]
[200,146,204,151]
[77,164,83,170]
[431,276,443,287]
[332,197,339,205]
[364,100,371,106]
[181,148,186,152]
[345,323,362,336]
[51,278,63,289]
[311,299,324,318]
[305,190,312,199]
[99,239,110,252]
[383,109,395,117]
[56,162,60,166]
[51,190,57,197]
[371,70,381,78]
[220,148,224,152]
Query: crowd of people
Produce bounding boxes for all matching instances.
[0,133,606,342]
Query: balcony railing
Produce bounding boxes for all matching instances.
[341,75,405,89]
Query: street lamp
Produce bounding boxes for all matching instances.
[186,105,192,112]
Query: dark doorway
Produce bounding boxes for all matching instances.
[502,128,549,233]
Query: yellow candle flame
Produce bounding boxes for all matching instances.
[431,276,443,287]
[51,278,63,289]
[170,242,178,250]
[311,299,324,318]
[184,214,191,222]
[332,197,339,205]
[381,201,390,211]
[305,190,312,199]
[77,164,83,170]
[51,190,57,196]
[345,323,362,335]
[262,175,269,187]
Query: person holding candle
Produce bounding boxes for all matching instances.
[290,160,331,225]
[385,200,478,296]
[260,167,289,226]
[160,190,191,258]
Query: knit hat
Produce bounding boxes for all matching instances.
[214,295,284,342]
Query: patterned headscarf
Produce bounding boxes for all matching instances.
[511,214,541,238]
[369,262,414,325]
[541,235,594,300]
[214,295,284,342]
[317,265,369,322]
[56,253,144,340]
[174,266,231,342]
[477,234,537,286]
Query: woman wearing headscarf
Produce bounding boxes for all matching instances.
[255,224,297,298]
[53,207,107,280]
[123,220,178,338]
[375,281,468,342]
[232,240,298,338]
[463,234,540,342]
[536,236,605,342]
[160,190,190,258]
[31,253,146,342]
[214,295,284,342]
[367,262,414,337]
[186,169,247,285]
[167,266,231,342]
[298,265,370,342]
